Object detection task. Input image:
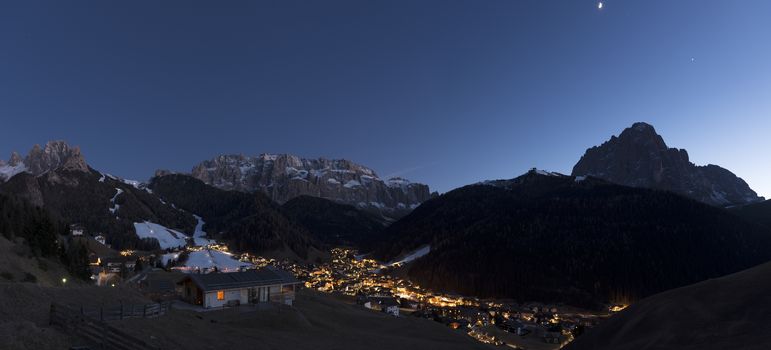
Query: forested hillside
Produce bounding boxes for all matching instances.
[149,174,318,260]
[376,171,771,308]
[0,192,90,281]
[731,200,771,230]
[282,196,386,248]
[0,169,195,250]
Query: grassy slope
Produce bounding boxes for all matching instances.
[565,261,771,350]
[0,282,150,350]
[114,290,492,350]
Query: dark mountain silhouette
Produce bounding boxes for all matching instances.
[731,199,771,230]
[375,170,771,308]
[565,260,771,350]
[0,169,194,251]
[148,174,320,260]
[282,195,386,248]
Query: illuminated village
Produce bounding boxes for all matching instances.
[82,224,622,350]
[251,247,620,349]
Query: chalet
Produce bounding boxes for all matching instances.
[70,224,84,236]
[364,296,400,316]
[177,267,301,309]
[102,256,137,274]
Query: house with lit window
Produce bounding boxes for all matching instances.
[176,267,301,308]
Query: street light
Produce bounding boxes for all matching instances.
[61,277,67,284]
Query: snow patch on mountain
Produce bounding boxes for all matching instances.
[0,164,26,182]
[133,221,188,249]
[109,188,123,214]
[344,180,361,188]
[387,245,431,267]
[181,249,252,273]
[192,215,216,246]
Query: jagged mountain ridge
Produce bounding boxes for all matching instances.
[190,154,433,218]
[375,169,771,308]
[0,141,89,181]
[572,122,763,207]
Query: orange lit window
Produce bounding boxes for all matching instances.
[217,291,224,300]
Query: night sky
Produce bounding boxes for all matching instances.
[1,0,769,195]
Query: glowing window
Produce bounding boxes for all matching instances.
[217,291,224,300]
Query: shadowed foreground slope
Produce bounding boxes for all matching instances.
[565,261,771,350]
[114,290,491,350]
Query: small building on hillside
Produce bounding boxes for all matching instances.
[364,296,400,317]
[94,235,107,245]
[70,224,84,236]
[176,267,301,308]
[102,256,137,274]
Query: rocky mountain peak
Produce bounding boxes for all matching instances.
[8,152,23,166]
[630,121,655,132]
[615,121,669,153]
[1,141,90,182]
[24,140,89,174]
[573,123,763,207]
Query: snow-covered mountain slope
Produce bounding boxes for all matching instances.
[188,153,434,218]
[133,221,189,249]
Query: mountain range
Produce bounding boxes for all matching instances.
[0,142,399,259]
[1,122,769,308]
[0,142,195,251]
[188,154,434,219]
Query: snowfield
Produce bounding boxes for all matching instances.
[387,245,431,267]
[133,221,188,249]
[192,215,216,246]
[161,252,181,265]
[344,180,362,188]
[121,179,142,189]
[181,249,252,272]
[0,164,26,182]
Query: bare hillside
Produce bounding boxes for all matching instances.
[566,261,771,350]
[114,290,491,350]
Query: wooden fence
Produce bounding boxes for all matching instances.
[77,301,172,321]
[50,303,166,350]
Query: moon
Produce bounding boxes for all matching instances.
[598,2,604,9]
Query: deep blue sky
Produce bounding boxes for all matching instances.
[1,0,769,196]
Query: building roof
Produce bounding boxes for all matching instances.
[179,267,300,292]
[144,279,175,293]
[367,296,399,307]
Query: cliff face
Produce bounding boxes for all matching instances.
[191,154,433,216]
[572,122,763,207]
